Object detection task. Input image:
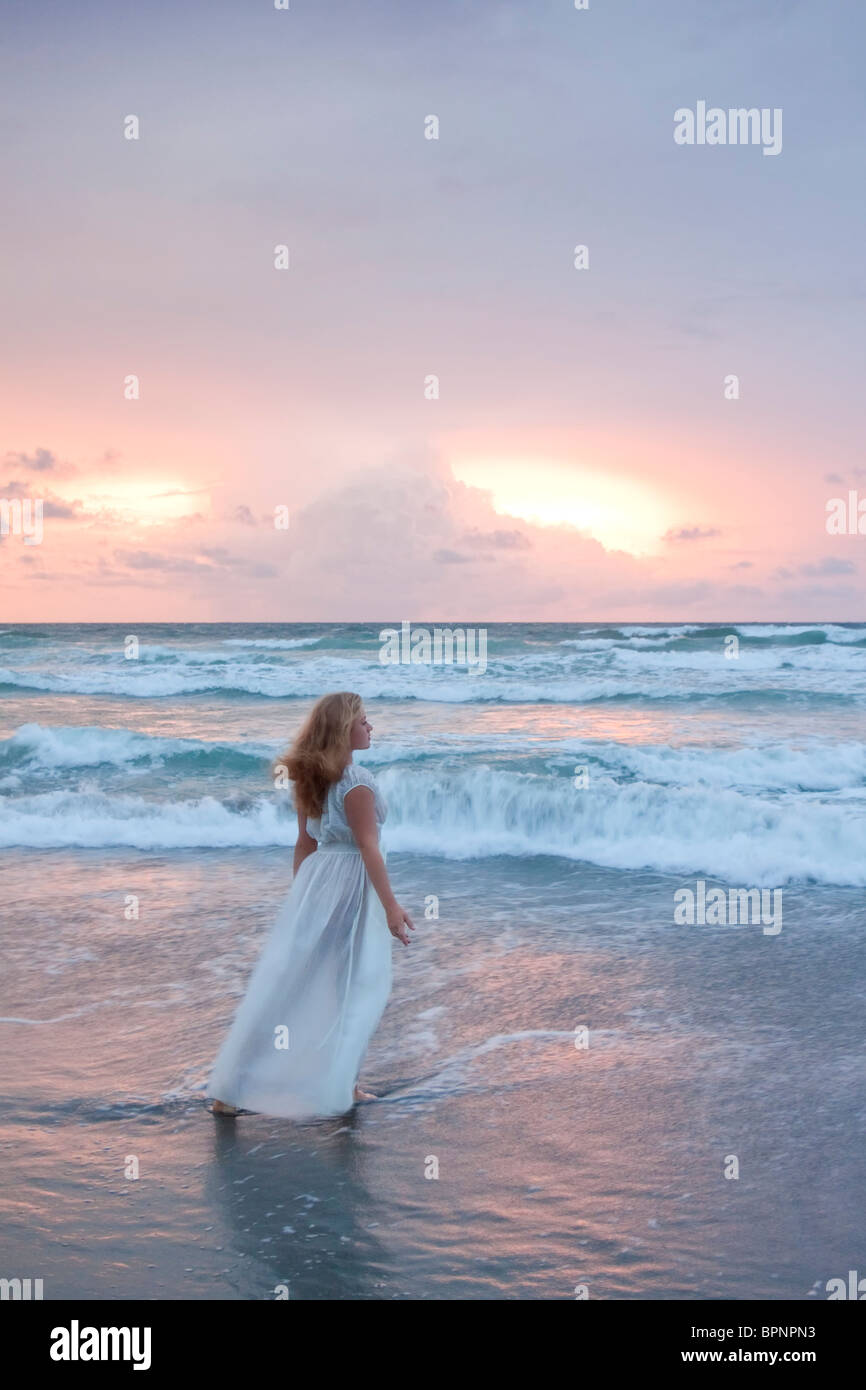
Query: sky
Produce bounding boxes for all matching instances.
[1,0,865,621]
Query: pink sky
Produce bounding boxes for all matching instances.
[2,0,864,621]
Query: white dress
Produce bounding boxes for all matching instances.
[208,762,393,1118]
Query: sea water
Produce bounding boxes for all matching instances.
[1,622,864,1299]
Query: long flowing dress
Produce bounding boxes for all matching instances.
[207,762,393,1118]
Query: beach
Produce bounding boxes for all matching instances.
[1,622,864,1299]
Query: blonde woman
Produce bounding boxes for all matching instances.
[208,692,414,1119]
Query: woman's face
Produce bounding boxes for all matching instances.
[349,708,372,749]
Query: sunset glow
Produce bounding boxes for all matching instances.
[76,479,209,526]
[450,459,677,556]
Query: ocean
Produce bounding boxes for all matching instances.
[1,621,864,1299]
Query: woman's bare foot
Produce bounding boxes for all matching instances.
[211,1098,239,1115]
[353,1084,377,1102]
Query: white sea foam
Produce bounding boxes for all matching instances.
[1,623,862,703]
[5,723,866,797]
[2,767,864,885]
[2,627,863,887]
[599,624,707,637]
[0,788,293,850]
[1,659,862,702]
[221,637,323,649]
[377,766,866,886]
[733,623,865,642]
[568,738,866,792]
[0,723,272,769]
[0,722,426,772]
[610,644,866,672]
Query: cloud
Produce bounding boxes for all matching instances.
[3,447,58,472]
[151,486,211,500]
[799,557,856,577]
[9,443,855,620]
[2,447,79,478]
[42,499,79,519]
[662,526,722,543]
[278,459,649,618]
[0,478,82,518]
[113,549,200,572]
[458,527,532,551]
[109,544,276,580]
[825,469,866,484]
[774,556,857,580]
[198,546,240,566]
[433,548,474,564]
[778,583,859,603]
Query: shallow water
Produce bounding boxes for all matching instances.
[2,848,863,1299]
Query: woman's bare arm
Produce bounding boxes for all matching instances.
[344,785,415,946]
[294,810,318,876]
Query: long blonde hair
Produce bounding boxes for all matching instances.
[275,691,362,817]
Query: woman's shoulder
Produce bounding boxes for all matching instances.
[335,761,377,797]
[338,760,376,786]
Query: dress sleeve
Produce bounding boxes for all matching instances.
[337,764,374,808]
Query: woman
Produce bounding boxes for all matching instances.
[208,692,414,1119]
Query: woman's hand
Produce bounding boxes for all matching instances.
[386,903,416,946]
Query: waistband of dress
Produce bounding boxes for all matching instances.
[316,843,362,854]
